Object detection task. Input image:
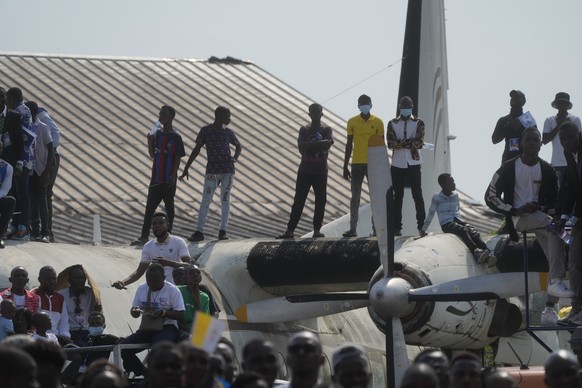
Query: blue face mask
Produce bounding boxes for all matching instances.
[89,326,104,336]
[359,104,372,115]
[400,108,413,117]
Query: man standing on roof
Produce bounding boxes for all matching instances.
[342,94,384,238]
[388,96,427,237]
[37,105,61,242]
[542,92,582,189]
[131,105,185,246]
[277,103,333,239]
[492,89,536,163]
[25,101,54,244]
[0,140,15,249]
[181,106,242,242]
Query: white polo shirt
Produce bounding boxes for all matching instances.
[141,234,190,284]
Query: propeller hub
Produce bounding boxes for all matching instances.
[370,277,412,320]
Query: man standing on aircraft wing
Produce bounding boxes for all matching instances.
[181,106,242,242]
[113,212,190,289]
[543,92,582,189]
[342,94,384,238]
[492,90,536,163]
[277,103,333,239]
[388,96,426,237]
[555,122,582,325]
[485,127,574,299]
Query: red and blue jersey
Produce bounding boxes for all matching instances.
[150,130,185,185]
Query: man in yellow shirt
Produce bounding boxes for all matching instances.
[342,94,384,237]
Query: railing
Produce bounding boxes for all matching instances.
[63,343,150,371]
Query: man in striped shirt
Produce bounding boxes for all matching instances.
[131,105,185,246]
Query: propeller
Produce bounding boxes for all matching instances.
[234,136,543,387]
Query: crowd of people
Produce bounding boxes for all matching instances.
[2,319,582,387]
[3,87,582,386]
[0,87,60,248]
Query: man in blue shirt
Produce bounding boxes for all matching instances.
[422,173,494,264]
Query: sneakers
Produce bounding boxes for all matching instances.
[569,310,582,326]
[547,278,575,298]
[394,229,402,236]
[313,231,325,238]
[418,229,427,237]
[558,307,581,325]
[342,230,357,238]
[276,231,294,239]
[12,226,30,241]
[541,307,559,326]
[218,230,229,240]
[129,237,147,246]
[188,231,204,242]
[473,248,490,264]
[5,224,17,238]
[40,236,50,244]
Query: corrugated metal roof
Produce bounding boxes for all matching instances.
[0,53,500,245]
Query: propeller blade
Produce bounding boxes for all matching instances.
[235,294,370,323]
[408,272,544,302]
[367,135,392,278]
[386,316,408,388]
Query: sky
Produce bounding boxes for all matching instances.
[4,0,582,200]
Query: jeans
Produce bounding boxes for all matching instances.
[286,172,327,231]
[139,183,177,239]
[120,325,179,376]
[349,164,368,232]
[391,164,426,230]
[196,173,234,232]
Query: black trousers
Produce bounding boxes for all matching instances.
[139,183,176,239]
[29,171,49,237]
[286,172,327,232]
[0,196,16,236]
[47,153,60,238]
[441,219,487,253]
[391,164,426,230]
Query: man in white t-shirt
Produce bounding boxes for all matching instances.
[112,212,190,289]
[542,92,582,188]
[119,263,185,377]
[485,127,573,303]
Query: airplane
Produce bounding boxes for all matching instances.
[0,1,570,388]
